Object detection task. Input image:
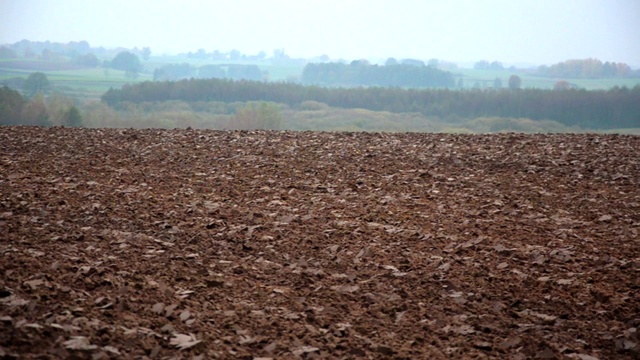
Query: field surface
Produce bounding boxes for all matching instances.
[0,127,638,359]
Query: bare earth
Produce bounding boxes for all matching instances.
[1,126,638,359]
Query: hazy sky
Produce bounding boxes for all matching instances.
[1,0,639,66]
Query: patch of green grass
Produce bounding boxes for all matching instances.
[453,68,640,90]
[261,64,304,81]
[568,78,640,90]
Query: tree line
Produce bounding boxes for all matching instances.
[537,58,637,79]
[101,78,640,129]
[1,39,151,62]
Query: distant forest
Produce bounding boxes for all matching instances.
[3,40,638,80]
[101,78,640,129]
[153,61,456,88]
[537,58,633,78]
[0,39,149,62]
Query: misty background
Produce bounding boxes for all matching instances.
[1,0,639,67]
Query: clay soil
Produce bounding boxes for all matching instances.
[1,126,638,359]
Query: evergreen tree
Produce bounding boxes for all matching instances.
[0,86,25,125]
[110,51,142,78]
[65,106,83,127]
[23,72,50,97]
[508,75,522,90]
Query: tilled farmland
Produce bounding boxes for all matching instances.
[0,126,638,359]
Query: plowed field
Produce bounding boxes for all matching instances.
[1,127,638,359]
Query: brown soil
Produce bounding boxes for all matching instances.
[1,126,638,359]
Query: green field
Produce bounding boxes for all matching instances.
[0,57,304,100]
[0,61,153,100]
[454,68,640,90]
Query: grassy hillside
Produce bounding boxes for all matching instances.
[0,59,153,99]
[0,57,306,100]
[3,57,639,102]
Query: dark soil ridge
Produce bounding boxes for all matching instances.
[1,126,638,359]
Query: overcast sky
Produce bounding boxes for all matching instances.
[1,0,639,66]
